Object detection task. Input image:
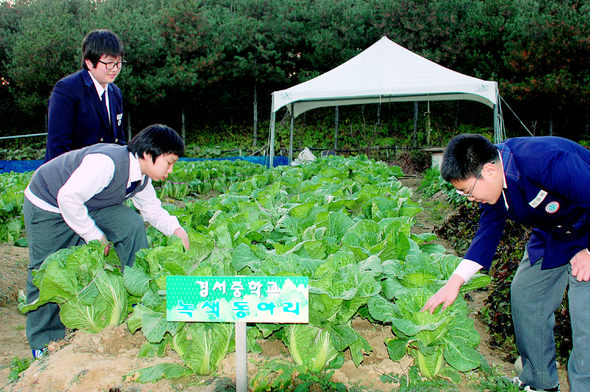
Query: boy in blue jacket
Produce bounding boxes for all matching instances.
[422,134,590,392]
[45,29,126,162]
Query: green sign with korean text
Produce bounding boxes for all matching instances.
[166,276,309,323]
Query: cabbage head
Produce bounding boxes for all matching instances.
[19,241,128,333]
[172,322,234,375]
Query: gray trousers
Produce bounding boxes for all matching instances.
[23,197,147,350]
[511,249,590,392]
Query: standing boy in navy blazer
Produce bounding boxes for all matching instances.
[422,134,590,392]
[45,29,126,162]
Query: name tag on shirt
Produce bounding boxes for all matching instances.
[528,190,548,208]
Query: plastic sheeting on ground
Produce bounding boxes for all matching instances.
[0,155,288,174]
[0,159,44,174]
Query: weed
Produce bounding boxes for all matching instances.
[380,366,457,391]
[473,374,521,392]
[69,369,88,385]
[422,200,448,222]
[8,356,34,383]
[296,370,347,391]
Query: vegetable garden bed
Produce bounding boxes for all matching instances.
[0,157,567,391]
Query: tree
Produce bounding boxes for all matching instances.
[204,0,305,147]
[92,0,172,135]
[299,0,379,76]
[0,0,588,139]
[0,1,29,132]
[375,0,474,69]
[7,0,92,116]
[501,0,590,137]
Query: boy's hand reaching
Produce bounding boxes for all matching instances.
[174,227,190,250]
[99,235,111,256]
[421,274,465,314]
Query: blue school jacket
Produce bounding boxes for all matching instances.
[464,136,590,270]
[44,70,125,162]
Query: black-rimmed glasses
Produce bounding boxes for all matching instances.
[98,59,127,70]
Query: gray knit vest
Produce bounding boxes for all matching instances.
[28,144,148,210]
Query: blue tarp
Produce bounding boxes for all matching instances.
[0,155,289,174]
[181,155,289,167]
[0,159,44,174]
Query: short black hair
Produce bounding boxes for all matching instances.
[81,29,124,70]
[440,134,498,182]
[128,124,185,163]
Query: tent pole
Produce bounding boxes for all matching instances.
[493,103,500,144]
[127,112,132,142]
[412,102,418,148]
[426,101,431,146]
[334,106,339,151]
[269,110,276,168]
[289,104,294,163]
[493,84,504,143]
[181,106,186,143]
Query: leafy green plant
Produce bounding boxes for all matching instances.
[0,146,45,160]
[418,168,446,198]
[172,322,235,376]
[418,168,469,207]
[369,291,486,381]
[473,373,521,392]
[0,171,32,243]
[282,324,341,373]
[125,362,193,383]
[368,250,490,380]
[154,159,269,200]
[123,235,237,378]
[19,241,129,333]
[249,359,301,392]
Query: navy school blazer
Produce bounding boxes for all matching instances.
[44,69,125,162]
[464,136,590,270]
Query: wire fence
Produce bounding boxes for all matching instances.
[0,132,438,174]
[0,132,47,141]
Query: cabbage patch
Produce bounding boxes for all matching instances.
[14,156,494,383]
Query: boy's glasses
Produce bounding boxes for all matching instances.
[98,59,127,70]
[456,172,481,198]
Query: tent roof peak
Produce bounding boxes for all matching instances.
[271,36,498,116]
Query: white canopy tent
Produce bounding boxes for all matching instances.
[268,36,504,166]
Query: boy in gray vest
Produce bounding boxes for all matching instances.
[23,124,189,357]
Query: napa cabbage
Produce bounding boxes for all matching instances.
[19,241,128,333]
[368,288,485,380]
[172,322,234,375]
